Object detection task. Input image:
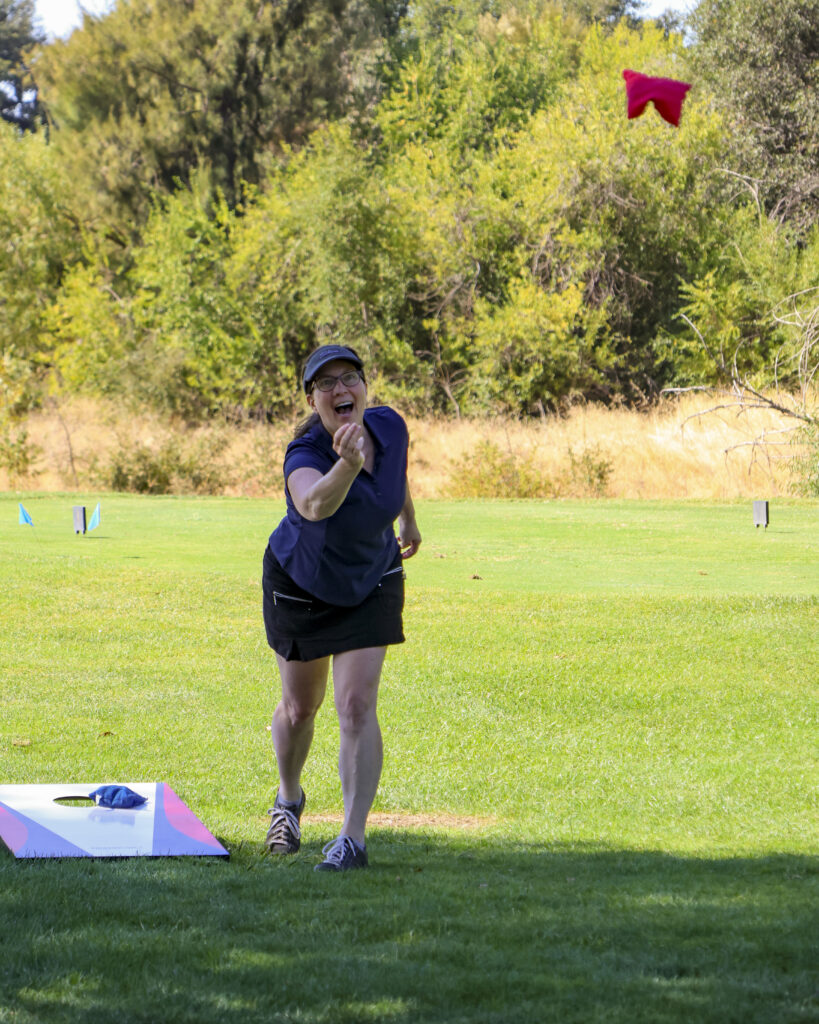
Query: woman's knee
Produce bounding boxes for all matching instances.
[278,694,322,728]
[333,649,384,733]
[336,691,378,734]
[277,656,328,727]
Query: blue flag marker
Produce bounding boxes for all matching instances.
[18,503,33,526]
[88,503,101,531]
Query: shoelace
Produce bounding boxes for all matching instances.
[267,805,300,843]
[321,835,360,867]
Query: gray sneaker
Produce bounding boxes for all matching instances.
[314,835,368,872]
[265,789,305,854]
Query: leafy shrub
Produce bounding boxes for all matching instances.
[0,347,40,418]
[0,427,40,480]
[447,438,614,498]
[101,434,229,495]
[0,348,43,481]
[567,444,614,497]
[447,440,557,498]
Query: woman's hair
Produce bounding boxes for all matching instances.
[293,412,321,439]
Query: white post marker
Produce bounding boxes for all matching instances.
[73,506,87,534]
[753,501,769,529]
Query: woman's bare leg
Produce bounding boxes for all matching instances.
[331,646,387,845]
[272,653,329,803]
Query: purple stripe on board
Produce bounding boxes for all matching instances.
[0,801,90,859]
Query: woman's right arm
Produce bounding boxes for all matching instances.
[287,423,364,521]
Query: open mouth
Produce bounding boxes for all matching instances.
[334,401,354,414]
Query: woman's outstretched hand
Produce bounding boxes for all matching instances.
[333,423,365,470]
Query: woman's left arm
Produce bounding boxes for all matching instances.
[397,479,422,559]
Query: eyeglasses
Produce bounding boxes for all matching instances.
[311,369,363,392]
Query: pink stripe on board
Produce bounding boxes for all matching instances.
[160,785,225,851]
[0,803,28,853]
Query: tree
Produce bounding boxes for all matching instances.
[50,173,254,419]
[228,124,427,414]
[401,0,643,42]
[0,0,46,132]
[0,122,81,367]
[564,0,642,26]
[393,19,734,410]
[691,0,819,231]
[378,5,579,158]
[25,0,817,421]
[33,0,409,228]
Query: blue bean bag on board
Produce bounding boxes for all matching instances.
[89,785,148,809]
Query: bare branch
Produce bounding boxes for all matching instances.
[732,381,813,423]
[724,432,799,454]
[716,168,763,217]
[668,290,817,489]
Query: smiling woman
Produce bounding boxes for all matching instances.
[260,343,422,873]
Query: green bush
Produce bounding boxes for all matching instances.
[447,440,557,498]
[101,434,229,495]
[567,443,613,497]
[0,427,40,481]
[447,438,615,498]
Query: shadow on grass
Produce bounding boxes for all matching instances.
[1,833,816,1024]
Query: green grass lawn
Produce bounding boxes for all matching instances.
[1,494,817,1023]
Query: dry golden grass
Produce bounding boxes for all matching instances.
[407,395,799,499]
[2,393,803,499]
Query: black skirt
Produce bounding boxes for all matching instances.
[262,546,405,662]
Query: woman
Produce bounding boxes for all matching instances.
[262,344,422,871]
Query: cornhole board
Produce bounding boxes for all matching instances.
[0,783,229,859]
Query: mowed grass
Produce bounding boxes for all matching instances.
[1,494,817,1024]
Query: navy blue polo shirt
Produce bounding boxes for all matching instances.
[268,406,408,606]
